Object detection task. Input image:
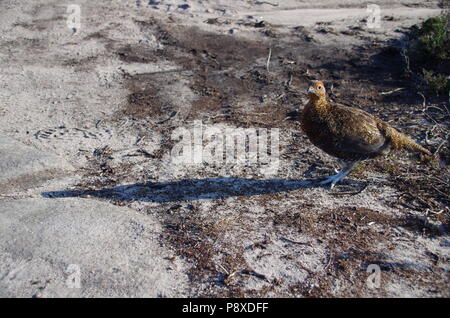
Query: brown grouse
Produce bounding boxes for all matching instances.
[301,81,431,188]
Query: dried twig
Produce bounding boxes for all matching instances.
[418,92,427,108]
[223,271,237,285]
[427,175,450,186]
[331,183,368,196]
[433,134,448,156]
[323,253,333,271]
[275,93,285,100]
[424,124,438,145]
[217,263,229,275]
[380,88,404,95]
[286,73,293,88]
[135,135,145,145]
[424,105,448,113]
[234,110,269,116]
[240,269,269,281]
[418,92,440,125]
[254,1,279,6]
[279,237,311,246]
[266,47,272,73]
[401,49,411,73]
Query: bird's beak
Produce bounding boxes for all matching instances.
[307,86,315,94]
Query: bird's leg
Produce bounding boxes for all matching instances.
[318,161,356,189]
[333,160,344,174]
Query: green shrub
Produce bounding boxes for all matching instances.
[411,13,449,61]
[422,69,449,95]
[406,13,450,95]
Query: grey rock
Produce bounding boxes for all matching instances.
[0,198,188,297]
[0,136,73,194]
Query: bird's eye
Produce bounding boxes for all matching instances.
[317,86,322,89]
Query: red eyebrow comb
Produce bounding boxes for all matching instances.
[313,81,324,87]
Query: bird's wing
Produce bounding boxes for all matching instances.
[328,105,390,155]
[333,134,388,154]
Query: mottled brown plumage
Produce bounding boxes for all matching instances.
[301,81,431,188]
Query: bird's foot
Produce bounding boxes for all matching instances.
[318,169,350,189]
[315,161,357,189]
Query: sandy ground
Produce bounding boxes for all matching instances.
[0,0,449,297]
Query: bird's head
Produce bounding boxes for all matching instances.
[307,81,326,100]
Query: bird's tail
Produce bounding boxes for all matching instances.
[384,125,431,155]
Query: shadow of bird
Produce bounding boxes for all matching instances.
[42,177,314,203]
